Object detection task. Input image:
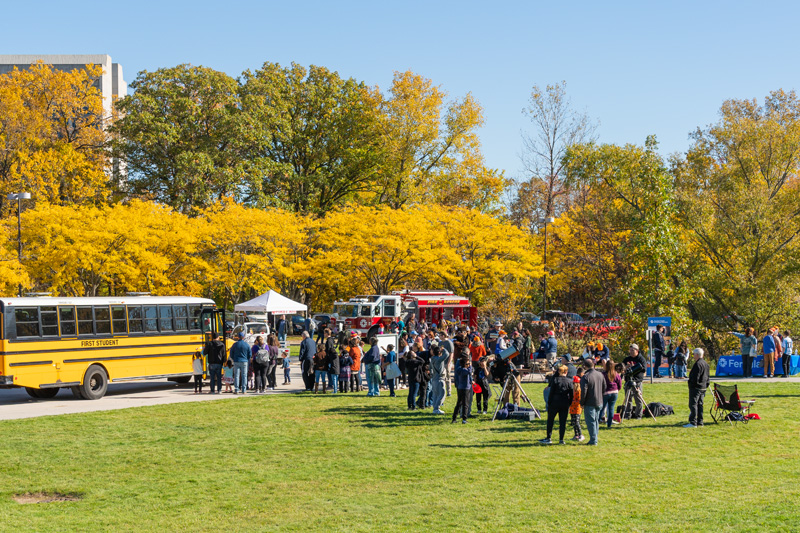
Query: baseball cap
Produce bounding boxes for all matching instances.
[630,343,639,351]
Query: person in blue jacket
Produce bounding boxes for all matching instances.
[229,331,251,395]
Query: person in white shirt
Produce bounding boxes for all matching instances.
[782,330,794,378]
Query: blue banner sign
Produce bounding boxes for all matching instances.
[647,317,672,328]
[716,354,800,377]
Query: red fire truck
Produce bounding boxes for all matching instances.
[333,290,477,338]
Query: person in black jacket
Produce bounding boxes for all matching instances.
[203,332,226,394]
[652,325,665,378]
[405,349,426,410]
[324,329,338,393]
[473,357,492,414]
[416,348,432,409]
[684,348,710,428]
[539,365,573,445]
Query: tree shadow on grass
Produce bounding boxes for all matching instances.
[324,404,447,428]
[428,441,536,449]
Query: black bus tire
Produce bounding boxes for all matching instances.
[80,365,108,400]
[171,376,192,384]
[71,386,85,399]
[25,387,59,399]
[25,387,41,398]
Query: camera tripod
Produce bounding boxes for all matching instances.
[491,366,541,421]
[619,380,657,423]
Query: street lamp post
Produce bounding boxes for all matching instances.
[8,192,31,297]
[541,216,555,318]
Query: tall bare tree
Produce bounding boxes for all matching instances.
[512,81,596,224]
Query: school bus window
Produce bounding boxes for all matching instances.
[174,305,188,331]
[144,306,158,332]
[111,305,127,334]
[60,306,77,336]
[159,305,174,332]
[189,305,202,331]
[128,306,144,333]
[95,306,111,335]
[77,306,94,335]
[15,307,40,338]
[41,306,59,337]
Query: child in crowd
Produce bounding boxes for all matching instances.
[570,367,585,441]
[247,356,255,391]
[192,352,204,394]
[383,344,397,397]
[282,353,291,385]
[339,348,353,393]
[222,359,234,393]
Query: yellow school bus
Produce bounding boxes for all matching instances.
[0,296,229,400]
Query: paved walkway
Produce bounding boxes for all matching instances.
[0,364,308,421]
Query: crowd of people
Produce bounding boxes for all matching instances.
[730,327,793,378]
[196,316,755,442]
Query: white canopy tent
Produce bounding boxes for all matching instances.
[234,290,307,316]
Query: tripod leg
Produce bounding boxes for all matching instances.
[636,388,658,422]
[512,375,541,419]
[620,387,632,423]
[491,376,512,421]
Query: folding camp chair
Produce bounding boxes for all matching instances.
[710,383,755,426]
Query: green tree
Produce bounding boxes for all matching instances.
[675,89,800,335]
[240,63,385,215]
[565,137,695,344]
[113,64,254,213]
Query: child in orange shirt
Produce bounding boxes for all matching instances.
[570,368,585,442]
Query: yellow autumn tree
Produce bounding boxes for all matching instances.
[547,189,632,313]
[375,71,509,212]
[0,224,28,295]
[19,201,201,296]
[305,204,449,296]
[417,205,542,307]
[0,62,109,212]
[198,201,310,307]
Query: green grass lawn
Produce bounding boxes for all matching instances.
[1,381,799,532]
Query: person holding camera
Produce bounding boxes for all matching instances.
[495,352,521,406]
[622,343,647,419]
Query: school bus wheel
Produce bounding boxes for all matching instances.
[70,386,85,399]
[80,365,109,400]
[25,387,59,399]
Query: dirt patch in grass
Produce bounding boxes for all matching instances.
[13,492,81,504]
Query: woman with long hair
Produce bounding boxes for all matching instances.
[601,359,622,427]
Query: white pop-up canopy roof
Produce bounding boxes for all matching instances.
[234,290,307,315]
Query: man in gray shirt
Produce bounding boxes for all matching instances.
[580,358,606,445]
[429,345,449,414]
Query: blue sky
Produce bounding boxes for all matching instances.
[4,1,798,181]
